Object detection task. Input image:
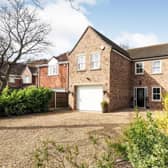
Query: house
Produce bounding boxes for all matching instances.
[68,26,168,112]
[7,63,38,88]
[129,44,168,109]
[38,53,69,108]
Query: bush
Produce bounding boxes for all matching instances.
[0,86,52,116]
[156,93,168,135]
[124,111,168,168]
[101,100,108,113]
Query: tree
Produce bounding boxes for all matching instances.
[0,0,50,90]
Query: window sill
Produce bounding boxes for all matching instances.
[152,99,161,102]
[77,70,86,72]
[151,72,162,75]
[48,74,59,76]
[135,73,144,76]
[90,68,101,71]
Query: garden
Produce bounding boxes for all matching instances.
[32,96,168,168]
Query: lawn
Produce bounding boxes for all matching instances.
[0,110,136,167]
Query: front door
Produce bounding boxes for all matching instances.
[136,88,145,107]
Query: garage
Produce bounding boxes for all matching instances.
[76,85,103,112]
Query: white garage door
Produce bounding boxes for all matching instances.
[77,85,103,112]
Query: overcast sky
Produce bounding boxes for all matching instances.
[34,0,168,58]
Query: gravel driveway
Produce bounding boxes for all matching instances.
[0,109,136,167]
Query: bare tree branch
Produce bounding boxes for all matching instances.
[0,0,50,90]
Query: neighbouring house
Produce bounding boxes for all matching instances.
[68,26,168,112]
[129,44,168,109]
[6,63,38,89]
[38,53,69,108]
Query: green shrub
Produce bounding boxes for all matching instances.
[0,86,52,116]
[101,100,108,113]
[156,93,168,135]
[124,111,168,168]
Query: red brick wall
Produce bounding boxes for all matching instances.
[68,27,111,110]
[109,51,132,111]
[39,64,68,89]
[8,78,22,88]
[132,59,168,110]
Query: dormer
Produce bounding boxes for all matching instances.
[48,57,59,76]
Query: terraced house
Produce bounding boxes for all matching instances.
[68,26,168,112]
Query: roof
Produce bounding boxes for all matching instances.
[54,52,68,62]
[11,63,26,75]
[28,66,37,74]
[70,26,130,58]
[128,43,168,60]
[27,59,48,66]
[91,27,130,57]
[0,63,26,76]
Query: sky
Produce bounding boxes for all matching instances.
[35,0,168,58]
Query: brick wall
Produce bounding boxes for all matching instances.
[39,64,68,89]
[109,51,132,111]
[133,59,168,109]
[69,27,111,110]
[8,78,22,88]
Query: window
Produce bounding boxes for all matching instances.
[135,62,144,75]
[77,55,85,71]
[48,64,58,76]
[152,60,162,74]
[23,76,31,84]
[91,53,100,70]
[9,77,15,83]
[152,87,161,101]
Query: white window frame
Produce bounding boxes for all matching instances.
[135,62,144,75]
[48,64,58,76]
[90,52,101,70]
[77,55,86,71]
[23,76,31,84]
[152,60,162,74]
[152,87,161,102]
[9,77,15,83]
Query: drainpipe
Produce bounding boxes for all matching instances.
[55,92,57,109]
[66,52,69,92]
[37,66,40,88]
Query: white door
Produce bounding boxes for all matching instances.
[77,85,103,112]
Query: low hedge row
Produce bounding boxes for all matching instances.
[0,86,52,116]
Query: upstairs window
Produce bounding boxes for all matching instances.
[23,76,31,84]
[48,58,59,76]
[152,87,161,101]
[77,55,85,71]
[48,65,58,76]
[135,62,144,75]
[91,53,100,70]
[152,60,162,74]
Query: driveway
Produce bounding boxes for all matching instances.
[0,109,136,167]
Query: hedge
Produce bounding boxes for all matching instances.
[0,86,52,116]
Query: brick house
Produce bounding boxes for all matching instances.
[129,44,168,110]
[38,53,69,108]
[6,63,38,88]
[68,26,168,112]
